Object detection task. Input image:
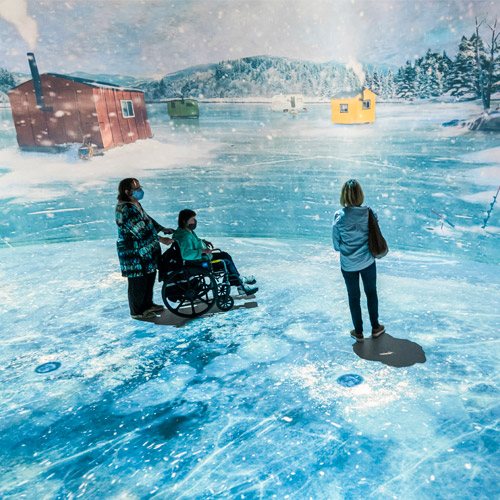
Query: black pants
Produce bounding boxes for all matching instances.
[341,262,379,335]
[211,251,241,286]
[127,271,156,315]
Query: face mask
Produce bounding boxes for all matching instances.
[132,189,144,200]
[187,222,197,230]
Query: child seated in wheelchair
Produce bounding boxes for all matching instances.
[172,209,258,296]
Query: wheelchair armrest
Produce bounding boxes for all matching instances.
[184,259,212,270]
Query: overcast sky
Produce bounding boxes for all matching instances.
[0,0,497,77]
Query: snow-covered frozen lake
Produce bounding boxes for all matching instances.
[1,101,500,499]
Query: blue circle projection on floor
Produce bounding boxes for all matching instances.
[337,374,363,387]
[35,362,61,374]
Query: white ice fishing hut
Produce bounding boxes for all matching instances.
[271,94,306,113]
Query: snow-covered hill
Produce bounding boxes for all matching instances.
[140,55,357,100]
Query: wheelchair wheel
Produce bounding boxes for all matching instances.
[216,284,234,311]
[162,266,217,318]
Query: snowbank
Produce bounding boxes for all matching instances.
[460,146,500,188]
[460,190,500,204]
[461,146,500,165]
[0,138,219,203]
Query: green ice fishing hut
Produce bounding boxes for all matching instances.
[167,98,199,118]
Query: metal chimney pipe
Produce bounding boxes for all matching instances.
[27,52,47,110]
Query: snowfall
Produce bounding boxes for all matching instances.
[0,101,499,499]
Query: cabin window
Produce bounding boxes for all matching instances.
[171,101,176,108]
[121,100,135,118]
[363,100,371,110]
[186,102,194,107]
[340,104,348,113]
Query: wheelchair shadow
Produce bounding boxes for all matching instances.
[151,299,259,327]
[352,333,426,368]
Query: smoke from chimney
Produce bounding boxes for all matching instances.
[346,57,366,89]
[0,0,38,50]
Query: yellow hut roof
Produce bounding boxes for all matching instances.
[331,88,376,100]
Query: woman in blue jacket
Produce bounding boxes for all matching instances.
[332,179,385,342]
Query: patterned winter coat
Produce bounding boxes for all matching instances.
[115,201,165,278]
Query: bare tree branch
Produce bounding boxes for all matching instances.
[475,17,487,110]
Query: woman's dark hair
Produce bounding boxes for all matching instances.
[178,209,196,228]
[340,179,364,207]
[117,178,139,202]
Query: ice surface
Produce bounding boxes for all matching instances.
[1,101,500,499]
[0,238,499,499]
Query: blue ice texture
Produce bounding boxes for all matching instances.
[0,101,500,499]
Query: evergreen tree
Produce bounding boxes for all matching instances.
[0,68,16,94]
[364,68,372,91]
[493,47,500,95]
[448,35,479,97]
[440,51,453,94]
[371,68,381,95]
[396,61,417,99]
[414,57,428,97]
[384,70,396,99]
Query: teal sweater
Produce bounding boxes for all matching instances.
[173,227,208,261]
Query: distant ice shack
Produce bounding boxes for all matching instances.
[8,53,152,152]
[271,94,306,113]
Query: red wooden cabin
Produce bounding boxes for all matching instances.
[8,54,152,151]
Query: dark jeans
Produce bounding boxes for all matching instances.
[127,271,156,315]
[211,251,241,286]
[341,262,379,335]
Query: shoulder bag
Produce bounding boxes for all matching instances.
[368,208,389,259]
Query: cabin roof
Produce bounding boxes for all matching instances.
[166,98,198,103]
[45,73,144,93]
[331,89,370,99]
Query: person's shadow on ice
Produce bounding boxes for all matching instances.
[353,333,426,368]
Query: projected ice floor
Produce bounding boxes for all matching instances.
[1,102,500,499]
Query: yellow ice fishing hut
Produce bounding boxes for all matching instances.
[331,89,376,124]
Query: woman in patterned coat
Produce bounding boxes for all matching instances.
[116,178,174,320]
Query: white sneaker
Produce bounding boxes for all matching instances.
[243,275,256,285]
[237,283,259,296]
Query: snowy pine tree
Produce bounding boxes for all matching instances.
[384,70,396,99]
[0,68,16,94]
[448,35,480,97]
[440,51,453,94]
[364,69,372,92]
[396,61,417,99]
[493,48,500,95]
[371,68,381,95]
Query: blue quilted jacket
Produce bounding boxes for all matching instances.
[332,206,376,272]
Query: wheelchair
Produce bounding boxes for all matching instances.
[158,242,235,318]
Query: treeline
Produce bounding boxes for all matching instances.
[145,30,499,103]
[368,33,500,101]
